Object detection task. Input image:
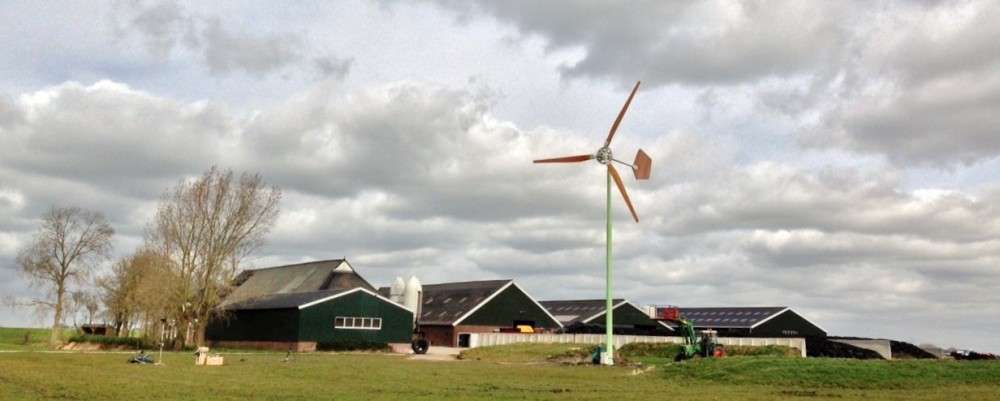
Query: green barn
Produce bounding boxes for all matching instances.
[206,259,413,351]
[378,279,563,347]
[541,299,674,335]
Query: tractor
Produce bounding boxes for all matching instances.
[655,306,725,361]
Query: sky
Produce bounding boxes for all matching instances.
[1,0,998,352]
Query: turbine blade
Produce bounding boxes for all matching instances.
[604,81,641,146]
[609,164,639,223]
[533,154,594,163]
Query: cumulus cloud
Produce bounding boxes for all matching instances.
[423,0,854,86]
[113,1,348,78]
[422,0,1000,167]
[0,80,231,194]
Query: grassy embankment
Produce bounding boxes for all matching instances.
[0,327,63,351]
[1,341,998,400]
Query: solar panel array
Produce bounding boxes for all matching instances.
[539,299,626,325]
[677,307,786,328]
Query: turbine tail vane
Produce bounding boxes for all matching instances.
[633,149,652,180]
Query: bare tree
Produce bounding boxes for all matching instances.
[98,248,179,338]
[149,167,280,346]
[70,291,101,327]
[17,206,114,346]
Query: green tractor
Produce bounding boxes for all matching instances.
[656,306,725,361]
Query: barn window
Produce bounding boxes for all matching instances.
[334,316,382,330]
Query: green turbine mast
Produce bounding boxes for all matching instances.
[533,81,652,365]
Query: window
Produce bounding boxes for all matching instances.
[334,316,382,330]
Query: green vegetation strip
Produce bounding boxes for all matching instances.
[2,342,999,400]
[0,349,998,400]
[0,327,66,351]
[660,357,1000,389]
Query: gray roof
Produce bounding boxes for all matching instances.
[222,259,376,309]
[379,279,512,325]
[222,288,352,310]
[655,306,788,329]
[539,299,626,325]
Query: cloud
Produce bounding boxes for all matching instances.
[653,162,1000,242]
[200,17,303,76]
[313,56,354,80]
[113,1,343,78]
[422,0,854,87]
[0,80,231,195]
[421,0,1000,167]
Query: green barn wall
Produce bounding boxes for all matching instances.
[751,310,826,337]
[298,291,414,344]
[206,308,300,342]
[460,286,560,328]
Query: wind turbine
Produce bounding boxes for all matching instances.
[533,81,651,366]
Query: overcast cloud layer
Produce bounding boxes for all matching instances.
[1,0,998,352]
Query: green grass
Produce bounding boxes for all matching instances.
[658,356,1000,390]
[0,327,60,350]
[1,344,998,400]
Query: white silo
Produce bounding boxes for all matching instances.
[390,277,406,303]
[403,276,422,321]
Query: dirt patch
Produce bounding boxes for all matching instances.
[806,337,883,359]
[60,342,133,351]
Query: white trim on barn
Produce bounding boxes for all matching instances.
[579,300,629,324]
[298,287,414,313]
[450,281,564,328]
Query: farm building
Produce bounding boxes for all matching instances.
[657,306,826,337]
[380,279,562,347]
[540,299,673,335]
[206,259,413,351]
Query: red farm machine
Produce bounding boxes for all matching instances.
[654,306,726,361]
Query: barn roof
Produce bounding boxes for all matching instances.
[222,259,377,308]
[222,288,352,310]
[377,279,514,325]
[221,287,412,312]
[539,299,626,326]
[668,306,789,329]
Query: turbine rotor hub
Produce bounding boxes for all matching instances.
[596,147,612,165]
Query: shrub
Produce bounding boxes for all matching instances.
[724,345,799,357]
[618,342,684,358]
[617,342,799,359]
[316,340,389,352]
[67,334,152,349]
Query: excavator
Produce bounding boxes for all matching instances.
[655,306,725,361]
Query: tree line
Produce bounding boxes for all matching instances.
[13,167,281,348]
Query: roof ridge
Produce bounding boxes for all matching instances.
[421,278,512,287]
[242,258,347,272]
[680,306,787,309]
[540,298,627,303]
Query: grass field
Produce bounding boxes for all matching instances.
[0,327,61,351]
[1,338,998,400]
